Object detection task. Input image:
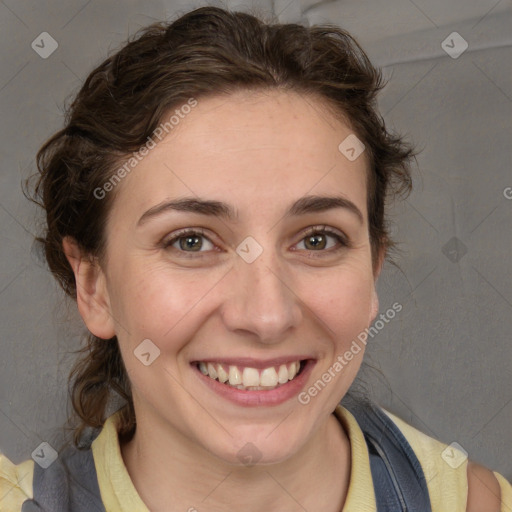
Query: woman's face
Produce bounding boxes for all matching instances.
[96,89,381,464]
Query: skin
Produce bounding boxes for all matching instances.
[466,461,502,511]
[63,89,501,511]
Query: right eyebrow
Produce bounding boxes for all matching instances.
[137,197,238,226]
[137,194,364,227]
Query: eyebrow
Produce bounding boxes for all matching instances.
[137,194,364,226]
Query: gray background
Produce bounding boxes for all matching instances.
[0,0,511,483]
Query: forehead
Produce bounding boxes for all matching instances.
[110,89,369,223]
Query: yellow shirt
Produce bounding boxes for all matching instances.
[1,405,511,511]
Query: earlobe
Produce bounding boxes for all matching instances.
[369,288,379,324]
[374,245,386,280]
[62,236,116,340]
[369,246,384,323]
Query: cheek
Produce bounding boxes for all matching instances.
[107,249,375,354]
[306,264,375,338]
[107,260,207,343]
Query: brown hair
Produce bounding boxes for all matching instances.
[26,5,415,448]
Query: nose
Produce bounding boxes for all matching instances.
[220,248,303,344]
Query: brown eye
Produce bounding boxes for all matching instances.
[304,233,328,250]
[177,234,204,251]
[163,229,215,254]
[295,227,349,254]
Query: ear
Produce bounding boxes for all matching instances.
[369,246,386,324]
[369,288,379,324]
[62,236,116,340]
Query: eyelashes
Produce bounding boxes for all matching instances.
[161,225,351,258]
[291,226,350,254]
[162,228,214,255]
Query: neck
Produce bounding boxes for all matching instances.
[120,409,351,512]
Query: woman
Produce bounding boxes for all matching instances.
[1,5,510,511]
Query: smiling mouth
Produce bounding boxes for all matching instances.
[194,360,307,391]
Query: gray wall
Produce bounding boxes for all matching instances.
[1,0,510,482]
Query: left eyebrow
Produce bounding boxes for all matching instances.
[137,194,364,226]
[285,194,364,224]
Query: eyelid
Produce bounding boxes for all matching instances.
[161,225,351,256]
[161,227,216,249]
[298,225,350,247]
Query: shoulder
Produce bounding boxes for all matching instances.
[381,408,512,512]
[466,460,502,512]
[0,451,35,511]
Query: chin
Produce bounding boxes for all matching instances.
[203,427,305,468]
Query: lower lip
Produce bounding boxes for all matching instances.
[193,360,316,407]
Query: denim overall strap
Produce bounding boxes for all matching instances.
[24,402,431,512]
[22,436,106,512]
[344,400,432,512]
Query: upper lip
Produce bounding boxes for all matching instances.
[191,356,314,369]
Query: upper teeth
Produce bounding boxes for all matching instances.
[198,361,301,388]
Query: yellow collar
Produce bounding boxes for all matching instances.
[91,405,376,511]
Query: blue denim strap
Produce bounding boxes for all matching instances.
[25,401,431,511]
[22,440,105,512]
[344,400,432,511]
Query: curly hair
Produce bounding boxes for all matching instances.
[26,5,415,448]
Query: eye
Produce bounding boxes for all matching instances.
[162,228,215,255]
[294,226,349,255]
[162,225,349,258]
